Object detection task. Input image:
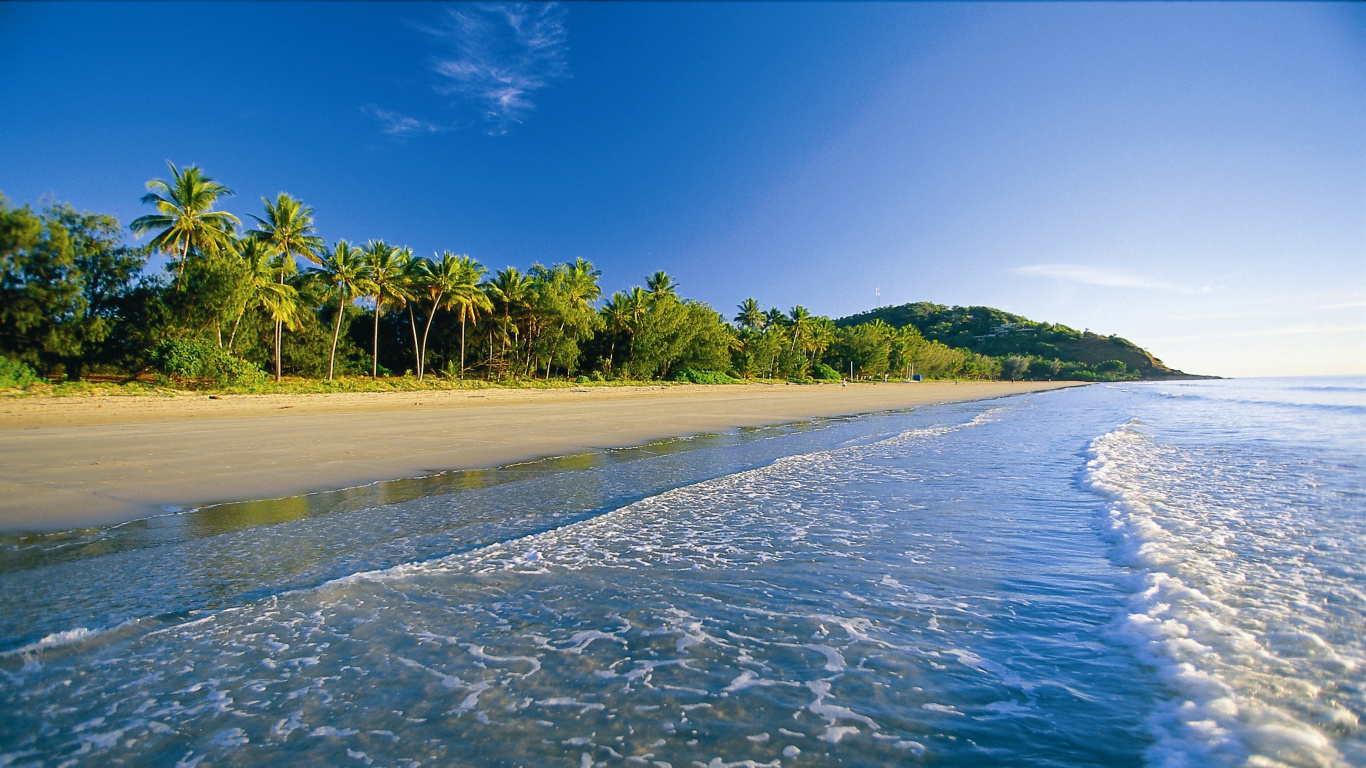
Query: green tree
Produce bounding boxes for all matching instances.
[397,249,427,377]
[129,162,239,281]
[247,194,323,381]
[645,270,678,302]
[448,255,490,377]
[47,202,148,379]
[763,307,786,332]
[531,258,602,376]
[787,305,813,353]
[734,298,764,331]
[413,252,470,380]
[1001,355,1030,381]
[599,291,633,374]
[312,240,371,380]
[226,237,301,381]
[0,197,147,380]
[484,267,534,375]
[361,241,409,378]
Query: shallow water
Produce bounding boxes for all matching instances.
[1,379,1361,767]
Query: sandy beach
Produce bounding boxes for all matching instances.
[0,381,1079,531]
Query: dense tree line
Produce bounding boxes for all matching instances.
[837,302,1180,380]
[2,164,1126,388]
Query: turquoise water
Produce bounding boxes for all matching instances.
[1,380,1362,767]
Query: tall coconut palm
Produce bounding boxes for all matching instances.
[645,270,677,302]
[224,237,301,380]
[130,161,240,281]
[787,305,813,353]
[485,267,533,372]
[247,194,323,381]
[413,252,467,380]
[361,240,409,378]
[396,249,428,378]
[763,307,785,331]
[624,286,651,360]
[448,256,490,377]
[806,316,836,364]
[313,240,371,380]
[562,258,603,312]
[762,307,786,377]
[599,291,632,373]
[734,298,764,330]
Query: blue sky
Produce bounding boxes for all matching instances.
[1,2,1362,376]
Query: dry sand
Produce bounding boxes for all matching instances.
[0,381,1080,531]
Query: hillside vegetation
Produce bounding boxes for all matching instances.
[836,303,1197,380]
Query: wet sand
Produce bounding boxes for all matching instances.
[0,381,1080,531]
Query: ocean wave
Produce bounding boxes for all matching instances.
[1085,422,1363,768]
[319,408,1006,587]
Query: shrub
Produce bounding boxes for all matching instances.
[575,375,590,383]
[0,355,39,389]
[670,368,741,385]
[812,362,842,381]
[151,339,267,387]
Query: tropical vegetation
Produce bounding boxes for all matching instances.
[0,165,1188,392]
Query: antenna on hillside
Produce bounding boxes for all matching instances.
[875,287,880,305]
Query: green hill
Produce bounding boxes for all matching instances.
[835,302,1199,379]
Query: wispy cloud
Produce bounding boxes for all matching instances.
[1011,263,1210,293]
[423,3,569,134]
[363,105,447,137]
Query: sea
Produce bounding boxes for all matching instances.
[0,378,1362,768]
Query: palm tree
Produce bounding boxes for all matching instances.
[788,305,812,352]
[397,249,428,378]
[806,316,835,364]
[361,240,409,378]
[224,237,301,380]
[542,258,602,377]
[485,267,533,373]
[448,256,490,377]
[312,240,371,380]
[563,258,603,311]
[763,306,785,331]
[247,194,323,381]
[645,270,677,302]
[414,252,468,380]
[599,291,632,373]
[734,298,764,330]
[624,286,650,361]
[130,161,240,281]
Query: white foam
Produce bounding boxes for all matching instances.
[3,625,109,660]
[1085,422,1363,767]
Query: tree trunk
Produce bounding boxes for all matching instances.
[372,297,382,378]
[460,314,467,377]
[176,240,189,285]
[227,309,244,352]
[275,271,285,383]
[407,305,421,380]
[328,296,345,381]
[419,292,442,381]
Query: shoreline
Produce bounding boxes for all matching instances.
[0,381,1082,532]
